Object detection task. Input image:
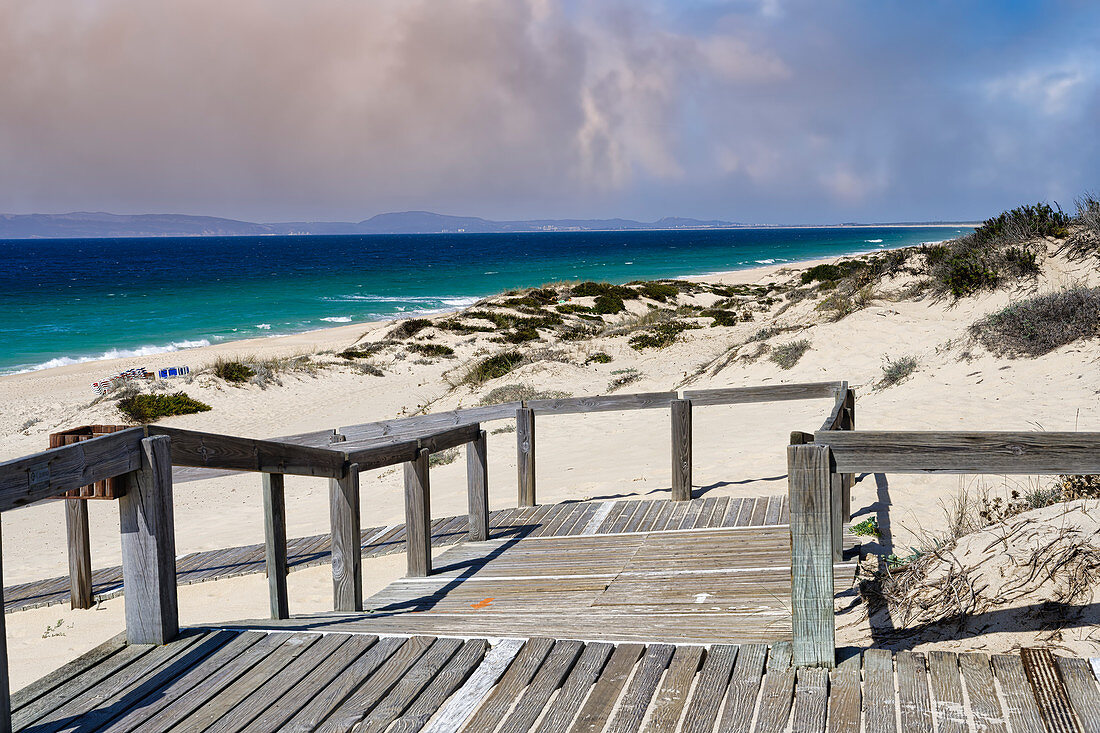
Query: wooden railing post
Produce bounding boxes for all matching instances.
[330,464,362,612]
[405,448,432,577]
[516,407,535,507]
[671,398,692,501]
[65,498,93,609]
[788,442,836,668]
[262,473,289,620]
[119,435,178,645]
[841,389,855,522]
[0,519,11,733]
[467,430,489,541]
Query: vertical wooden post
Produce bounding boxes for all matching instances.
[516,407,536,507]
[671,399,692,501]
[405,448,432,577]
[467,430,489,541]
[788,443,836,668]
[0,519,11,733]
[841,389,855,522]
[262,473,289,620]
[65,498,93,610]
[119,435,178,645]
[329,464,362,612]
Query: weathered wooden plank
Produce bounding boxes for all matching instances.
[790,667,828,733]
[896,651,933,732]
[1021,647,1083,733]
[607,643,675,733]
[787,444,835,668]
[405,449,432,578]
[64,499,93,610]
[682,644,739,733]
[815,431,1100,474]
[991,654,1047,733]
[0,427,144,511]
[463,637,555,731]
[352,637,465,732]
[642,645,703,733]
[864,649,896,733]
[388,638,489,733]
[683,382,843,406]
[718,642,767,733]
[927,651,966,733]
[467,430,489,542]
[338,402,521,442]
[818,383,849,432]
[753,644,795,733]
[417,423,482,455]
[671,399,692,502]
[281,636,407,732]
[1057,656,1100,733]
[536,642,614,733]
[147,425,347,478]
[343,438,421,472]
[527,392,677,415]
[330,465,362,612]
[500,640,585,732]
[828,664,861,733]
[10,633,127,713]
[517,407,536,507]
[958,653,1007,733]
[421,638,525,733]
[262,473,290,620]
[118,435,178,645]
[570,643,645,732]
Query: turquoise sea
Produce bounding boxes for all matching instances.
[0,226,969,375]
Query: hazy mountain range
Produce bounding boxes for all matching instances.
[0,211,749,238]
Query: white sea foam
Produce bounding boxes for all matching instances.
[321,316,352,323]
[6,339,212,375]
[256,323,272,330]
[755,258,776,264]
[865,239,884,243]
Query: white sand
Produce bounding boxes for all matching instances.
[3,243,1099,684]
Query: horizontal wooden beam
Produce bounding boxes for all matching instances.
[526,392,677,415]
[338,403,521,442]
[818,384,850,432]
[683,382,844,407]
[0,428,146,512]
[345,440,421,472]
[814,431,1100,474]
[147,426,347,479]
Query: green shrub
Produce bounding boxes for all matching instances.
[851,517,881,537]
[428,447,460,467]
[464,351,525,384]
[118,392,212,422]
[479,383,570,404]
[607,368,642,391]
[407,343,455,358]
[561,324,600,341]
[585,352,613,364]
[505,288,558,308]
[633,282,680,302]
[213,359,255,383]
[502,326,540,343]
[969,286,1100,357]
[971,202,1070,243]
[702,309,738,327]
[769,339,811,369]
[628,321,701,350]
[592,294,626,315]
[389,318,433,339]
[878,355,918,388]
[940,256,999,298]
[354,363,384,376]
[571,281,635,299]
[338,344,386,359]
[556,303,594,315]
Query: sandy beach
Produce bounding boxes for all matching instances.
[3,243,1099,688]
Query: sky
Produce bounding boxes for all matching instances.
[0,0,1097,224]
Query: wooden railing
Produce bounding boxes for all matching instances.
[0,380,848,729]
[790,428,1100,669]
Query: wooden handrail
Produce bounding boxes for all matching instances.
[684,381,844,406]
[147,426,348,479]
[817,382,851,432]
[525,392,677,415]
[813,430,1100,474]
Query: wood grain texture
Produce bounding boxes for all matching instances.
[991,654,1047,733]
[0,427,144,512]
[405,449,432,578]
[118,435,178,645]
[262,473,289,620]
[815,430,1100,474]
[421,638,525,733]
[467,431,489,542]
[537,642,614,733]
[827,665,861,733]
[1057,656,1100,733]
[607,643,675,733]
[671,400,692,502]
[718,643,767,733]
[64,499,93,610]
[388,638,489,733]
[571,643,644,732]
[683,382,843,407]
[527,392,677,415]
[787,444,835,668]
[147,425,347,478]
[337,402,521,442]
[517,407,536,507]
[817,383,850,432]
[863,649,896,733]
[927,651,965,733]
[643,645,702,733]
[462,637,555,732]
[895,651,933,733]
[343,439,420,472]
[1021,647,1083,733]
[330,465,362,611]
[499,640,584,732]
[790,667,827,733]
[682,645,738,733]
[958,652,1007,733]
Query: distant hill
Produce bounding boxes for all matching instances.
[0,210,745,238]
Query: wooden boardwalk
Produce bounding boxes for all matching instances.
[5,495,789,614]
[14,628,1100,732]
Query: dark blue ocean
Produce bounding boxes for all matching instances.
[0,226,969,374]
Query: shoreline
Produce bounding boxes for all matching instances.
[0,238,954,380]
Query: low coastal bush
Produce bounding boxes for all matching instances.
[592,294,626,315]
[505,288,558,308]
[570,281,635,300]
[428,447,460,467]
[338,344,387,359]
[585,351,613,364]
[969,286,1100,357]
[353,363,384,377]
[1066,194,1100,258]
[628,321,700,350]
[478,383,570,404]
[213,358,255,383]
[632,281,679,302]
[388,318,433,339]
[769,339,810,369]
[555,303,594,315]
[463,351,525,385]
[702,309,738,327]
[118,392,212,422]
[877,354,918,388]
[407,343,455,358]
[607,368,642,392]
